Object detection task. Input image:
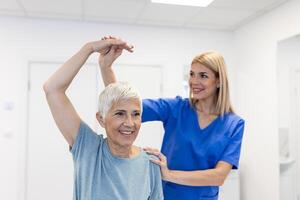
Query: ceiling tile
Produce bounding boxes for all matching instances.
[84,15,135,24]
[187,7,255,27]
[27,11,81,20]
[84,0,146,20]
[210,0,287,10]
[0,0,23,10]
[19,0,82,15]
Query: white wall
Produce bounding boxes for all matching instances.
[277,36,300,128]
[234,0,300,200]
[0,16,235,200]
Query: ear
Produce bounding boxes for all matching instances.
[96,112,105,128]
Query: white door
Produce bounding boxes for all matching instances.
[27,62,163,200]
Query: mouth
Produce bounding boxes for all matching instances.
[119,130,135,136]
[192,88,204,94]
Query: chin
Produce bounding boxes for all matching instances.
[119,139,135,147]
[192,94,206,100]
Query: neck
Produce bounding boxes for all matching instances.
[106,140,138,158]
[195,96,217,115]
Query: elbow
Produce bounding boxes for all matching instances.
[213,173,227,186]
[216,177,226,186]
[43,81,54,95]
[43,81,63,95]
[43,82,49,93]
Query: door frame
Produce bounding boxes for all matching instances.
[290,67,300,199]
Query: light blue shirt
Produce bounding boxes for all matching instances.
[70,121,163,200]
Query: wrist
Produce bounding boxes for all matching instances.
[163,170,174,182]
[82,42,94,55]
[100,64,113,71]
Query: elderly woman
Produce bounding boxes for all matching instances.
[43,38,163,200]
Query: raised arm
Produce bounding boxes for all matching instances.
[98,36,133,86]
[43,38,133,147]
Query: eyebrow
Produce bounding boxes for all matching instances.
[114,110,126,112]
[190,70,208,74]
[114,109,140,113]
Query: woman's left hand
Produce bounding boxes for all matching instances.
[143,147,171,181]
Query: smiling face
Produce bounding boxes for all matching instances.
[189,63,220,101]
[99,98,141,149]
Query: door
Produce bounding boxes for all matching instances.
[26,62,98,200]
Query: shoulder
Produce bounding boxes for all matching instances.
[140,151,160,169]
[143,95,190,112]
[144,95,188,104]
[78,121,104,139]
[221,113,245,137]
[224,112,245,124]
[71,121,104,153]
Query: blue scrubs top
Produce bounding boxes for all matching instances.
[142,96,245,200]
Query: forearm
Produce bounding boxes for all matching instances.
[100,67,117,86]
[44,43,93,93]
[165,168,228,186]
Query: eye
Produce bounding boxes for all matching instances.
[133,112,141,117]
[115,111,125,116]
[189,71,195,77]
[200,74,208,78]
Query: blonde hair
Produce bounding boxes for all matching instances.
[98,82,142,119]
[190,51,234,116]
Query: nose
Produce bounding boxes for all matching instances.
[189,76,201,84]
[123,115,134,127]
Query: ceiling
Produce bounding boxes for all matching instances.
[0,0,289,30]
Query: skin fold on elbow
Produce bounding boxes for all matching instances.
[213,171,228,186]
[42,82,50,94]
[43,81,64,95]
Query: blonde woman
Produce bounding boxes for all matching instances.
[99,38,245,200]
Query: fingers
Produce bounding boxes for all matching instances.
[143,147,167,164]
[108,46,123,58]
[101,35,134,53]
[143,147,161,155]
[143,147,159,152]
[101,35,118,40]
[149,157,165,167]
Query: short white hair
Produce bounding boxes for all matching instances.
[98,82,142,119]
